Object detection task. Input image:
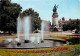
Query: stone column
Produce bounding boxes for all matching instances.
[52,13,59,28]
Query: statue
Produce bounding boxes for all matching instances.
[53,4,58,13]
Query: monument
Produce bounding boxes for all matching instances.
[52,4,62,31]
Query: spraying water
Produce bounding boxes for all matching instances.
[17,16,21,42]
[17,16,45,43]
[37,36,40,43]
[30,37,35,43]
[7,38,13,42]
[23,16,31,40]
[15,38,20,42]
[41,21,45,40]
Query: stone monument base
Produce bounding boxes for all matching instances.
[57,27,63,32]
[53,27,63,32]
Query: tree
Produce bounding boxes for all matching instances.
[21,8,42,32]
[62,17,65,21]
[62,19,80,31]
[0,1,22,35]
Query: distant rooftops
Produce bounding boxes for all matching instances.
[59,19,80,25]
[59,19,80,22]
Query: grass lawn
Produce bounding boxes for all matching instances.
[0,34,16,40]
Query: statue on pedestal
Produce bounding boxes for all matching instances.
[52,4,63,32]
[53,4,58,13]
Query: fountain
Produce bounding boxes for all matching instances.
[16,16,21,46]
[41,21,45,43]
[15,16,67,48]
[16,16,44,44]
[23,16,31,43]
[0,16,68,48]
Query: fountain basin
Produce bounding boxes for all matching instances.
[0,39,67,48]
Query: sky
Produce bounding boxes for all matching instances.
[11,0,80,22]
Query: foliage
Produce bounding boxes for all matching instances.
[65,37,80,44]
[0,1,22,34]
[63,19,80,31]
[21,8,42,32]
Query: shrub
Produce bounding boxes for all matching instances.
[65,38,80,44]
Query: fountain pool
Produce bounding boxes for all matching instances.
[0,16,68,48]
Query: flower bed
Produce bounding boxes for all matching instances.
[0,46,68,56]
[0,44,80,56]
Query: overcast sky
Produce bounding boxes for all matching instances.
[11,0,80,22]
